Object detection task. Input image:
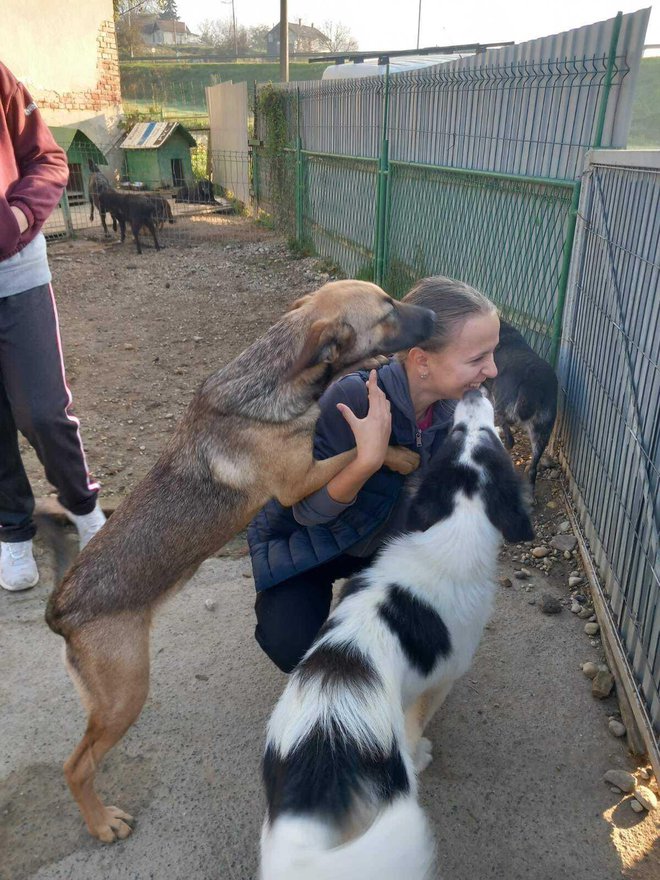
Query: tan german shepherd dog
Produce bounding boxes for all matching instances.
[46,280,435,843]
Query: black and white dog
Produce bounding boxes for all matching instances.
[260,389,534,880]
[484,319,558,487]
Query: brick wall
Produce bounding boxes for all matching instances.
[40,20,121,113]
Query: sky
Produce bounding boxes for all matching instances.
[174,1,659,51]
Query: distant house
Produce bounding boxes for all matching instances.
[120,122,196,188]
[139,16,201,46]
[266,21,329,57]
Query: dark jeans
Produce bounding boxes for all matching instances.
[254,553,374,673]
[0,284,98,542]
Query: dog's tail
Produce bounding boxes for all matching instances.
[261,797,435,880]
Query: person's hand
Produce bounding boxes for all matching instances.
[336,370,391,476]
[10,206,29,234]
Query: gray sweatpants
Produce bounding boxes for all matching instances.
[0,283,98,542]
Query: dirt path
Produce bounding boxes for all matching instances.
[2,225,658,878]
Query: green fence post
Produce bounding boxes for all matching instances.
[549,180,581,368]
[593,11,623,149]
[374,64,391,287]
[296,88,304,244]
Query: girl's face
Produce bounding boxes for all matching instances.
[421,311,500,400]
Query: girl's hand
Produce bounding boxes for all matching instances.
[336,370,391,476]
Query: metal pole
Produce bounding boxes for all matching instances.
[416,0,422,51]
[593,11,622,148]
[280,0,289,83]
[232,0,238,59]
[374,63,391,287]
[549,180,581,368]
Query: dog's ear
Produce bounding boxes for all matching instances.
[287,294,313,312]
[474,444,534,543]
[294,318,357,373]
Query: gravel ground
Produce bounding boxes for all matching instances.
[2,223,658,879]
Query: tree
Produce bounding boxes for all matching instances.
[320,20,359,53]
[158,0,178,19]
[113,0,159,20]
[115,13,147,57]
[248,24,271,54]
[198,18,249,55]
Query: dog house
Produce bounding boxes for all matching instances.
[49,127,108,206]
[120,122,196,189]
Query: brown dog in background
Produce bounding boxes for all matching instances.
[46,280,435,843]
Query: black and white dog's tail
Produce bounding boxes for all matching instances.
[261,798,435,880]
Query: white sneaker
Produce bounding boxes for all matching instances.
[66,502,107,550]
[0,540,39,592]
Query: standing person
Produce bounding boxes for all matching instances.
[0,62,106,592]
[248,276,501,673]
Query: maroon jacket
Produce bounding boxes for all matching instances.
[0,62,69,260]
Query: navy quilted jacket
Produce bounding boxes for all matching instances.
[248,360,454,591]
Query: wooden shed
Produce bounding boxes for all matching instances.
[120,122,196,189]
[49,127,108,206]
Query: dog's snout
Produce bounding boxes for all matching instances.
[463,388,483,403]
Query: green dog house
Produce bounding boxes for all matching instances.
[121,122,196,189]
[49,127,108,206]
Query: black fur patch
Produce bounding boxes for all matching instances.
[297,642,379,692]
[472,442,534,543]
[338,572,370,603]
[263,721,410,824]
[378,584,451,675]
[405,459,479,532]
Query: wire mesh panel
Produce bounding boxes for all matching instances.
[558,151,660,737]
[303,154,379,278]
[386,162,574,356]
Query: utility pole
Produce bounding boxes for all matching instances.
[231,0,238,59]
[280,0,289,82]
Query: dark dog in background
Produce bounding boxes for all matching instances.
[483,319,558,487]
[175,179,215,204]
[45,280,434,843]
[145,193,175,228]
[87,160,115,236]
[98,190,161,254]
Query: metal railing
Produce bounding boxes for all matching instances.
[558,149,660,746]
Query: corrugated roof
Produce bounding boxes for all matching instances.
[121,122,196,150]
[49,127,108,164]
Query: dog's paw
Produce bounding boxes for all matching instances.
[413,737,434,773]
[89,805,135,843]
[384,446,420,475]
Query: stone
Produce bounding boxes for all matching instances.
[633,787,658,811]
[630,799,645,813]
[499,576,513,588]
[582,662,599,679]
[564,551,572,559]
[592,670,614,699]
[546,501,558,509]
[571,602,581,614]
[540,594,562,614]
[569,576,583,588]
[204,599,216,611]
[578,606,594,620]
[558,521,571,533]
[242,570,252,579]
[639,768,650,781]
[584,622,600,635]
[550,534,578,553]
[514,568,531,580]
[532,546,550,558]
[603,769,636,793]
[609,720,626,737]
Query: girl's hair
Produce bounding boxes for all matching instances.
[399,275,497,354]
